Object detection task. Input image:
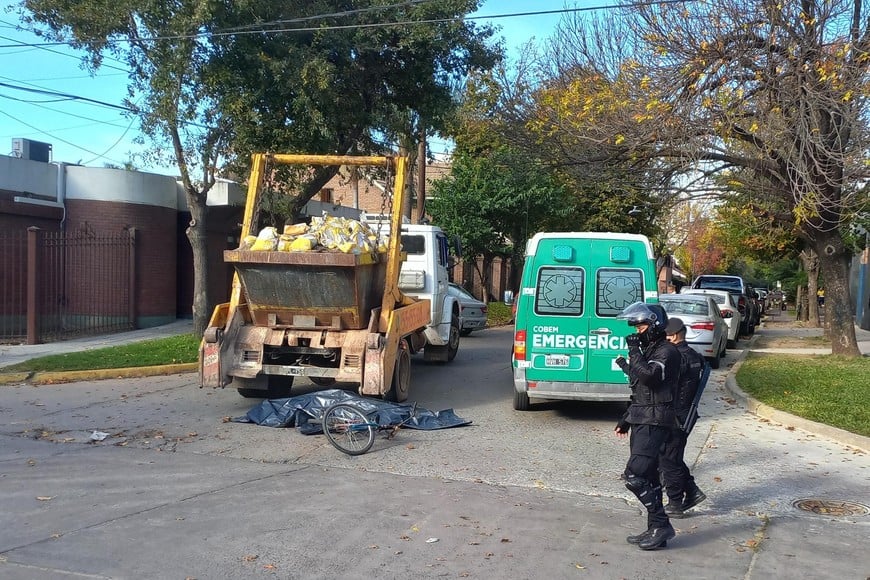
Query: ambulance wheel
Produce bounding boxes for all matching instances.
[446,316,460,362]
[385,342,411,403]
[513,389,530,411]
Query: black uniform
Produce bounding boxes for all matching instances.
[659,341,706,507]
[615,333,682,530]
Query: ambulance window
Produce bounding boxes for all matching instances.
[596,268,643,316]
[535,267,584,316]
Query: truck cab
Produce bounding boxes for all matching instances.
[361,215,461,361]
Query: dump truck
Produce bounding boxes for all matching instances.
[200,154,461,402]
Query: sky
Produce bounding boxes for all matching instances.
[0,1,575,176]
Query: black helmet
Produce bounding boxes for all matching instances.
[617,302,669,338]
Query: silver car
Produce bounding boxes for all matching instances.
[679,288,742,348]
[659,293,729,368]
[448,283,488,336]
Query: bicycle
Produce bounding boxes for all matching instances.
[321,402,417,456]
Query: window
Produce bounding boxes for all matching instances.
[535,267,584,316]
[596,268,643,317]
[400,234,425,255]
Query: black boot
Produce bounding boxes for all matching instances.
[664,497,686,519]
[626,528,653,545]
[637,525,675,550]
[683,486,707,512]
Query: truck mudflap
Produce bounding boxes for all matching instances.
[200,303,230,388]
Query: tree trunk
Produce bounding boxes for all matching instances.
[795,286,805,321]
[810,231,860,356]
[799,248,821,327]
[187,199,211,337]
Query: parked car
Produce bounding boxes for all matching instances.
[659,293,728,369]
[690,274,757,336]
[680,288,742,348]
[448,283,487,336]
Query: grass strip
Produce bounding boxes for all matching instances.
[736,353,870,437]
[2,334,200,373]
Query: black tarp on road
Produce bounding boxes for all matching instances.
[235,389,472,434]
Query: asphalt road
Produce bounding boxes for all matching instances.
[1,326,868,579]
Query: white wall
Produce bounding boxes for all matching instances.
[0,155,57,198]
[65,165,178,209]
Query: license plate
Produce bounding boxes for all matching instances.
[282,366,305,376]
[545,354,570,367]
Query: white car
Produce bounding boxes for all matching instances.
[448,283,488,336]
[680,288,742,348]
[659,293,729,368]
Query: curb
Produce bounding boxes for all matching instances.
[726,351,870,454]
[0,363,198,386]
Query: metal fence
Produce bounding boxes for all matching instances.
[0,227,136,344]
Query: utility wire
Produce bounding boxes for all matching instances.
[0,1,693,48]
[0,108,127,165]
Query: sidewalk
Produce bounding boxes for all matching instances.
[0,319,194,368]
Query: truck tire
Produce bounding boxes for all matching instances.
[513,389,530,411]
[446,315,460,362]
[310,377,337,387]
[266,375,294,398]
[235,376,269,398]
[385,341,411,403]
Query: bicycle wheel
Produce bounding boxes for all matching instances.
[322,403,375,456]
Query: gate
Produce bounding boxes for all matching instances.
[0,227,136,344]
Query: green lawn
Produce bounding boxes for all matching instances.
[736,353,870,437]
[2,334,200,373]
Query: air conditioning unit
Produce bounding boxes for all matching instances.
[11,138,52,163]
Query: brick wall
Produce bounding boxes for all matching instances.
[65,199,177,325]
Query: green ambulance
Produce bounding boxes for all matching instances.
[512,232,659,410]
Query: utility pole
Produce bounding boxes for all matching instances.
[416,125,426,223]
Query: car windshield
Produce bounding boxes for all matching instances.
[696,277,741,291]
[661,299,710,316]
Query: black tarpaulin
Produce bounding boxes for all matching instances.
[234,389,472,434]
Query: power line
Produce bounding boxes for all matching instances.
[0,1,693,48]
[0,80,130,111]
[0,108,128,165]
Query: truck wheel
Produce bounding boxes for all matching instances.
[235,377,268,398]
[266,375,294,398]
[385,342,411,403]
[513,389,530,411]
[446,316,460,362]
[310,377,337,387]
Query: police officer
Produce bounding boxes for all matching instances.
[613,302,681,550]
[660,317,708,518]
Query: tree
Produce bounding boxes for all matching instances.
[427,146,574,294]
[21,0,499,334]
[548,0,870,355]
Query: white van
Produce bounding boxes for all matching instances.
[511,232,659,410]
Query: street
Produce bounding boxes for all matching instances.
[1,326,868,579]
